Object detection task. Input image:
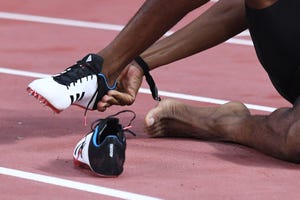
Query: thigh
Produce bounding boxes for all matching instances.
[246,0,300,104]
[284,102,300,162]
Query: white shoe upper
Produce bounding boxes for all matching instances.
[28,74,98,111]
[73,132,92,167]
[27,54,116,112]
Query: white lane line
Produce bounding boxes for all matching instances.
[139,89,276,113]
[0,11,124,31]
[0,67,276,112]
[225,37,253,46]
[0,67,50,78]
[0,11,253,46]
[0,167,162,200]
[0,11,174,39]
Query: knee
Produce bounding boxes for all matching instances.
[284,120,300,163]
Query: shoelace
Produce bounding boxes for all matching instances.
[90,109,137,136]
[84,73,117,125]
[54,60,100,88]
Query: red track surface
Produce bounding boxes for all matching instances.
[0,1,299,200]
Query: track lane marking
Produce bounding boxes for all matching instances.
[0,167,162,200]
[0,11,252,46]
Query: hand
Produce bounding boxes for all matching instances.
[97,62,144,111]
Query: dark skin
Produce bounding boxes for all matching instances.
[94,0,300,163]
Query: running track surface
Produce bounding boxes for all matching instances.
[0,1,299,200]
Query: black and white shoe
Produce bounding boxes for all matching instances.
[73,110,136,177]
[27,54,117,113]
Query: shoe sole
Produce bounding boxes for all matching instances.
[73,158,90,169]
[27,87,96,113]
[27,87,62,113]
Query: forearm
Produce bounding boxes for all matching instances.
[140,0,248,70]
[98,0,209,76]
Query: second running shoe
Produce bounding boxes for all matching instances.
[73,110,136,177]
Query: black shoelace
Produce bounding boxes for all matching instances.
[90,110,137,137]
[53,60,100,88]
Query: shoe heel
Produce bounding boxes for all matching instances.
[89,136,125,177]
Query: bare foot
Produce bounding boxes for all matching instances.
[144,99,250,141]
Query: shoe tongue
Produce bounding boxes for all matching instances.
[83,53,103,63]
[82,53,104,72]
[85,54,93,62]
[95,118,121,144]
[108,117,119,125]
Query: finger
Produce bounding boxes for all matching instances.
[97,105,106,112]
[101,94,116,104]
[107,90,136,105]
[107,91,135,106]
[97,92,134,111]
[97,101,111,112]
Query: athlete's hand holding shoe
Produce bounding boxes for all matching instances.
[97,62,144,112]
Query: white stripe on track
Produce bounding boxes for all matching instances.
[0,67,276,112]
[0,67,51,78]
[0,11,253,46]
[0,11,174,39]
[0,167,162,200]
[139,88,276,112]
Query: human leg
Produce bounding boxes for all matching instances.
[131,0,247,70]
[145,99,300,163]
[246,0,300,104]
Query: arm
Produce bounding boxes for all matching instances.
[141,0,247,69]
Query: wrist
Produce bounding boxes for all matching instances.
[134,56,151,75]
[133,56,161,101]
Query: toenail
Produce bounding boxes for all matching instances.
[147,117,155,126]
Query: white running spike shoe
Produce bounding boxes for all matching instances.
[27,54,116,113]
